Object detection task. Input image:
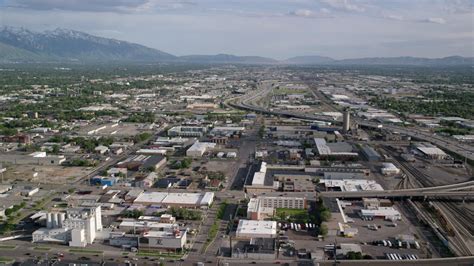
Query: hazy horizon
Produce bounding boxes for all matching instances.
[1,0,473,59]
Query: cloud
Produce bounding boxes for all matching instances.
[288,8,334,18]
[320,0,365,12]
[3,0,196,13]
[421,17,447,24]
[289,9,315,17]
[383,14,404,21]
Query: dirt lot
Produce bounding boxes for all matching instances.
[4,165,92,184]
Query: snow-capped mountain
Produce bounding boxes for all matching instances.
[0,26,176,62]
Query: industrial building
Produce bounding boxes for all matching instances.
[0,152,66,166]
[313,138,358,158]
[342,109,350,133]
[32,206,102,247]
[380,163,400,175]
[236,220,278,239]
[360,145,382,162]
[413,143,448,160]
[117,155,166,171]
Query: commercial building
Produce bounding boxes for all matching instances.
[245,162,277,194]
[139,230,187,252]
[247,196,307,220]
[320,179,384,192]
[236,220,278,239]
[186,141,216,157]
[360,207,401,221]
[168,126,207,137]
[133,192,214,209]
[232,238,276,260]
[273,174,315,192]
[118,220,176,233]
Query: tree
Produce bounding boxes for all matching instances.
[319,223,328,236]
[51,144,60,154]
[320,209,331,222]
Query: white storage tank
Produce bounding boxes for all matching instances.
[51,212,59,228]
[58,212,66,228]
[46,213,53,229]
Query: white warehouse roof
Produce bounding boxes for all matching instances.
[236,220,277,238]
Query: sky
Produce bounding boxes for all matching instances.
[0,0,473,59]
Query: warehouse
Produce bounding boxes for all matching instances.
[168,126,207,137]
[236,220,277,239]
[313,138,358,159]
[380,163,400,176]
[133,192,214,209]
[186,141,216,157]
[210,126,245,137]
[414,143,448,160]
[360,145,382,162]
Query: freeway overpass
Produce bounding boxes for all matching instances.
[229,81,474,162]
[319,190,473,199]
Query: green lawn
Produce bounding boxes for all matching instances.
[34,246,51,251]
[0,245,16,249]
[0,257,14,263]
[137,251,183,258]
[275,208,309,222]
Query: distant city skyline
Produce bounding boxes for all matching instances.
[0,0,473,59]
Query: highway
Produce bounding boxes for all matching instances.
[229,81,474,162]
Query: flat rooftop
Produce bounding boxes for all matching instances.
[236,220,277,236]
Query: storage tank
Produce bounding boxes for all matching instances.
[342,109,350,133]
[58,212,66,228]
[51,212,59,228]
[46,213,53,229]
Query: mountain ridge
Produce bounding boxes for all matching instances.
[1,26,473,66]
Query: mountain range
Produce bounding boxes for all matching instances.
[1,26,473,66]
